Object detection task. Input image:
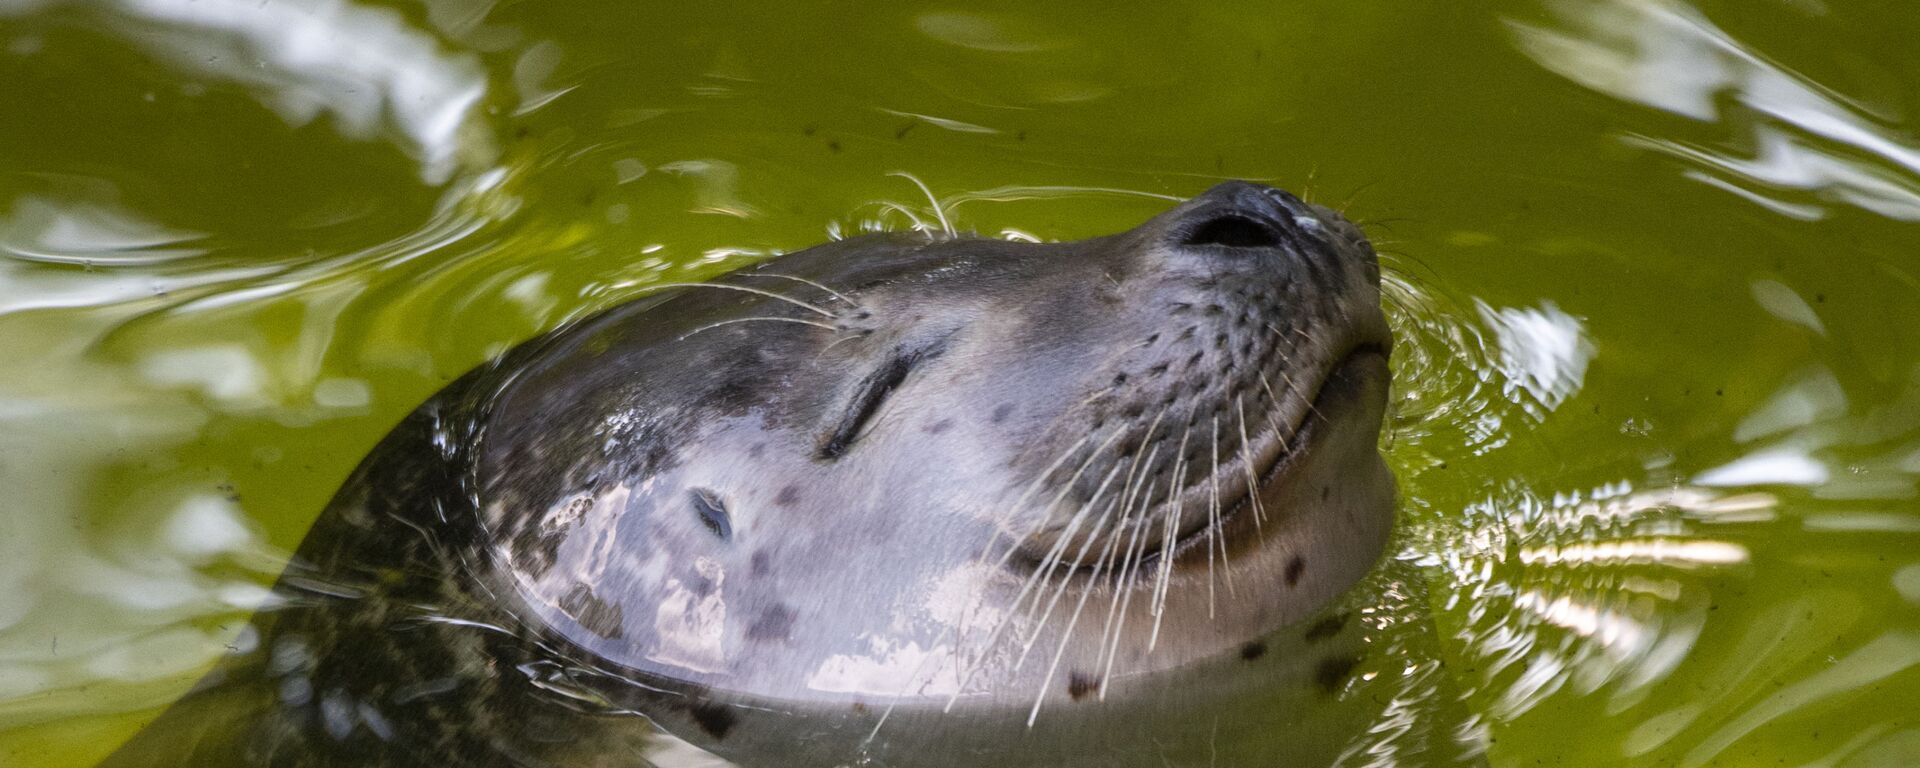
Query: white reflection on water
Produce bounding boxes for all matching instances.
[0,2,515,739]
[0,0,494,184]
[1733,366,1843,443]
[1477,299,1592,416]
[658,160,762,219]
[1417,483,1760,722]
[0,431,282,712]
[0,193,271,314]
[1694,446,1829,487]
[1696,358,1920,496]
[1383,274,1594,463]
[1511,0,1920,220]
[914,11,1070,54]
[1747,279,1826,336]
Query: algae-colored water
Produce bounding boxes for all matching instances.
[2,0,1918,765]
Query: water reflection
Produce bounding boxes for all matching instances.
[0,0,495,183]
[1415,482,1756,719]
[0,0,507,757]
[1511,0,1920,220]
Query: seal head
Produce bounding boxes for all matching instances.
[479,181,1395,764]
[102,181,1398,768]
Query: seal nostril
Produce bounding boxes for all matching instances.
[690,488,732,540]
[1184,214,1280,249]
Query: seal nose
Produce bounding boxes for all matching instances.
[1177,181,1313,251]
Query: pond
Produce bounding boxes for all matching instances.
[1,0,1918,765]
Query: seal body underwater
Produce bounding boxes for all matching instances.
[104,181,1462,767]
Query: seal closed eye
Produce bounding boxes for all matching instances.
[103,181,1400,768]
[819,338,948,460]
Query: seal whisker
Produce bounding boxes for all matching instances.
[1012,490,1120,675]
[945,433,1125,712]
[1112,404,1173,544]
[817,332,862,357]
[888,171,954,237]
[631,281,841,317]
[1093,435,1162,671]
[864,622,962,746]
[1204,417,1234,617]
[877,201,932,232]
[743,271,857,305]
[1147,425,1194,652]
[1092,491,1149,674]
[676,316,839,341]
[1211,417,1234,597]
[973,434,1099,566]
[1278,367,1326,425]
[1337,178,1382,212]
[1099,475,1160,698]
[1091,401,1166,676]
[1264,323,1327,425]
[1204,420,1217,619]
[974,435,1092,563]
[1027,495,1135,727]
[1013,467,1124,657]
[1255,372,1292,438]
[1235,396,1269,531]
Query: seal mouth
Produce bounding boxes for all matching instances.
[1140,338,1392,568]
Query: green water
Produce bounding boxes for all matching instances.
[2,0,1919,765]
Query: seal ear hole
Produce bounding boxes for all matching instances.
[689,488,732,540]
[1184,214,1279,249]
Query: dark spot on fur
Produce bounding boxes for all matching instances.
[559,584,625,640]
[1285,555,1306,587]
[748,443,766,459]
[747,604,796,643]
[1067,671,1099,701]
[1315,655,1359,694]
[750,550,773,577]
[924,418,954,434]
[774,486,801,506]
[992,403,1015,423]
[1240,642,1267,661]
[688,571,715,597]
[691,703,736,739]
[1304,613,1349,643]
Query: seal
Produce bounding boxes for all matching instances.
[103,181,1398,768]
